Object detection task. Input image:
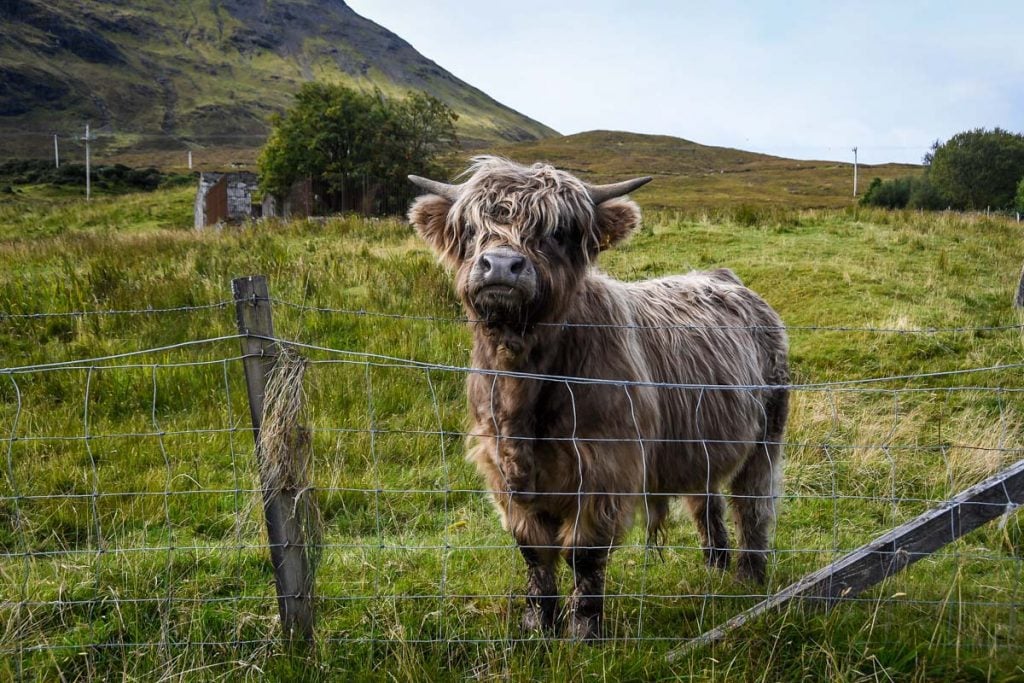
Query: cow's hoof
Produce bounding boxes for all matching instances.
[568,612,602,642]
[705,547,730,571]
[522,605,556,635]
[736,554,766,585]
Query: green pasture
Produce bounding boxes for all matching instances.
[1,188,1022,681]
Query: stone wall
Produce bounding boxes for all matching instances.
[225,173,258,220]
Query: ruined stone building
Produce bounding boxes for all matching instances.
[193,172,260,229]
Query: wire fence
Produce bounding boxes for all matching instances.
[1,292,1023,676]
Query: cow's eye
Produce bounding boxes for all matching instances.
[551,225,568,246]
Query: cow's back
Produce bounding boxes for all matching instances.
[602,269,788,493]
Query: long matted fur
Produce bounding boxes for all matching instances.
[408,157,789,639]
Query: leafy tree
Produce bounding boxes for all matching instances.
[259,82,458,205]
[926,128,1024,210]
[1016,176,1024,214]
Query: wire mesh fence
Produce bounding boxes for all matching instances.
[1,291,1023,677]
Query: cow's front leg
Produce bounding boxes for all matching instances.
[520,545,559,633]
[515,512,560,633]
[565,546,609,641]
[562,486,632,640]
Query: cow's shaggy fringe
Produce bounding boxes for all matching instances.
[449,156,602,260]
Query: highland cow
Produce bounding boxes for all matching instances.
[408,157,789,640]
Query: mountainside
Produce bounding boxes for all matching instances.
[0,0,557,155]
[493,130,920,209]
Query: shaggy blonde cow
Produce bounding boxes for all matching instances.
[408,157,789,639]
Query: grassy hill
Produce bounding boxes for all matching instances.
[0,0,557,156]
[493,130,920,209]
[0,187,1021,680]
[4,127,920,212]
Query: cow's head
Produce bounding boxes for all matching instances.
[408,157,650,325]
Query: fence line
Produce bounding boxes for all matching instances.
[1,290,1022,672]
[270,298,1024,334]
[3,427,1022,453]
[5,295,1023,334]
[3,335,1023,393]
[0,301,233,321]
[2,539,1019,562]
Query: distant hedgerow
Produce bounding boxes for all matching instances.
[860,175,945,210]
[0,159,186,192]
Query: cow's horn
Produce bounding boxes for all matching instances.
[586,176,653,204]
[408,175,461,202]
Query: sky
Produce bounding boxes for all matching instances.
[346,0,1024,165]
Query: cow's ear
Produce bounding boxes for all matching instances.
[408,194,460,266]
[595,198,642,251]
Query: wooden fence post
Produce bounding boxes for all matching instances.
[232,275,315,644]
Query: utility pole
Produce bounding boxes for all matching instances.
[188,150,193,170]
[852,146,858,197]
[54,134,60,168]
[81,124,93,200]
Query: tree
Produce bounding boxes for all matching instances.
[258,82,458,205]
[1016,176,1024,214]
[926,128,1024,210]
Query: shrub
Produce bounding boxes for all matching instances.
[860,176,912,209]
[906,176,946,210]
[861,175,947,210]
[0,159,174,193]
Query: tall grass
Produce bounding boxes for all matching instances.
[1,189,1022,680]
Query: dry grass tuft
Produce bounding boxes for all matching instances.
[256,345,322,580]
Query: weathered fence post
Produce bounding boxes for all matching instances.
[232,275,315,644]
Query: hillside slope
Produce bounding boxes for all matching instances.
[493,130,920,209]
[0,0,557,154]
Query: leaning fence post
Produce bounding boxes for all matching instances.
[668,457,1024,659]
[232,275,315,644]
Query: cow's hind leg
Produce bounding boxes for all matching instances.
[732,389,787,583]
[515,512,560,634]
[686,492,730,571]
[731,416,786,582]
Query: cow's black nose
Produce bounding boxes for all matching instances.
[480,250,527,283]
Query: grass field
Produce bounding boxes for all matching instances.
[1,186,1023,681]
